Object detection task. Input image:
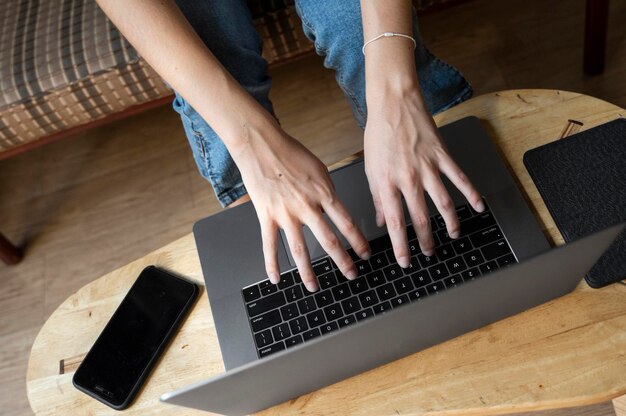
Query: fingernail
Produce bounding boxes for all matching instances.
[346,270,358,280]
[424,249,435,257]
[360,251,371,261]
[269,272,280,284]
[305,281,318,292]
[450,230,460,239]
[476,200,486,212]
[398,256,410,268]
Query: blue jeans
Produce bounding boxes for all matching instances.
[172,0,473,207]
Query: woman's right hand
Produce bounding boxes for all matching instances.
[233,125,371,293]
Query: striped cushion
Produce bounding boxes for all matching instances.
[0,0,170,152]
[0,0,457,154]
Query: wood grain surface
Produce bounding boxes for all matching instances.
[26,90,626,415]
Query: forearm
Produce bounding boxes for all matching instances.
[359,0,425,110]
[96,0,279,160]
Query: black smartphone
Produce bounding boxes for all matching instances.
[73,265,199,410]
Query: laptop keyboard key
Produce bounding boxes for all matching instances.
[408,240,421,257]
[437,229,454,244]
[376,283,397,301]
[320,321,339,334]
[369,252,389,270]
[247,292,286,317]
[456,204,473,221]
[306,310,326,328]
[410,271,432,288]
[355,260,371,276]
[373,301,392,315]
[426,281,444,295]
[444,275,463,288]
[341,296,361,314]
[461,211,496,235]
[259,342,285,358]
[402,258,419,274]
[383,264,403,281]
[332,282,351,301]
[470,226,504,247]
[242,285,261,303]
[285,335,303,348]
[272,323,291,341]
[254,329,273,348]
[314,290,334,308]
[409,288,427,301]
[250,309,282,332]
[497,254,517,267]
[289,316,308,335]
[446,256,467,274]
[280,304,299,321]
[259,280,278,296]
[359,290,379,308]
[312,258,333,276]
[349,277,369,294]
[285,285,304,302]
[391,295,410,308]
[297,297,316,314]
[356,308,374,321]
[302,328,321,341]
[452,237,473,254]
[464,250,485,267]
[428,263,449,280]
[338,315,356,328]
[277,272,295,290]
[436,243,455,260]
[418,253,438,268]
[318,272,338,290]
[482,239,511,260]
[462,267,480,281]
[480,261,499,274]
[366,270,386,287]
[394,276,414,294]
[323,304,344,321]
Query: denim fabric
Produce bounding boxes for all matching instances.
[173,0,472,207]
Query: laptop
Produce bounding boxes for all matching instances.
[161,116,623,415]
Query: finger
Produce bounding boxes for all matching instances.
[260,219,280,284]
[438,155,485,213]
[403,185,436,256]
[283,223,318,292]
[369,184,386,227]
[306,212,358,281]
[323,198,371,260]
[423,172,461,239]
[379,187,410,268]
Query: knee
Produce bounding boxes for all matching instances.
[296,0,364,67]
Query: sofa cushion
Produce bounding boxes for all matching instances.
[0,0,171,152]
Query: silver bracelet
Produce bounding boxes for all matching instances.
[362,32,417,55]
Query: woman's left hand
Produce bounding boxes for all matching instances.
[364,85,484,267]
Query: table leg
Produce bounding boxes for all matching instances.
[584,0,610,75]
[0,232,23,265]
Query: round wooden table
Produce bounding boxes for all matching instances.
[27,90,626,415]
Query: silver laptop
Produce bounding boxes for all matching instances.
[161,116,623,415]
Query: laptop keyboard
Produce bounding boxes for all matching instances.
[241,200,517,359]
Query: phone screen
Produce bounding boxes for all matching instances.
[73,266,198,409]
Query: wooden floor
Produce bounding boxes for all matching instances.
[1,0,625,414]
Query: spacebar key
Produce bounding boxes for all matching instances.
[247,292,286,317]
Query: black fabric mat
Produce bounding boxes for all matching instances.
[523,118,626,288]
